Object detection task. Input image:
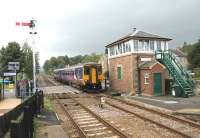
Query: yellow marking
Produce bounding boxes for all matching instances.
[98,75,104,80]
[92,68,96,84]
[83,75,89,81]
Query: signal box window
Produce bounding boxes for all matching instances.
[84,66,90,75]
[117,66,122,80]
[157,41,161,51]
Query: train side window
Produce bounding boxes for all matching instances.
[84,66,90,75]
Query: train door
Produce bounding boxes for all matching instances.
[91,67,97,84]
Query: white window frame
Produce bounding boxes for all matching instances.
[117,64,123,80]
[144,73,149,84]
[157,41,161,51]
[150,40,154,51]
[133,40,138,52]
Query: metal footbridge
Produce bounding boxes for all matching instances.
[155,50,195,97]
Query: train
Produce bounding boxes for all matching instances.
[54,62,104,90]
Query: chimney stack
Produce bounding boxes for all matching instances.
[133,27,137,32]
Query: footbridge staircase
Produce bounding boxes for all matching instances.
[155,51,196,97]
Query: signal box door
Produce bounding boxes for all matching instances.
[154,73,162,96]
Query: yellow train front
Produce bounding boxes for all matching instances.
[82,63,104,91]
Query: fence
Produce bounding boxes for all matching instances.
[0,89,44,138]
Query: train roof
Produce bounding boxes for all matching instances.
[84,62,101,66]
[54,62,101,72]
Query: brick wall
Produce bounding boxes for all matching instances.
[140,69,152,96]
[109,54,136,94]
[108,53,157,95]
[140,63,167,96]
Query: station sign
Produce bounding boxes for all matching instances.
[8,62,20,70]
[3,72,16,76]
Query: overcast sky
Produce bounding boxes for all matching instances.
[0,0,200,65]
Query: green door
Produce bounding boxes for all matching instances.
[154,73,162,96]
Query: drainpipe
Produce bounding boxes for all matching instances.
[135,54,141,96]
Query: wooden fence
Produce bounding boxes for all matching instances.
[0,90,44,138]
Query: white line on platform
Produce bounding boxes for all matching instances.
[55,113,60,121]
[133,96,178,104]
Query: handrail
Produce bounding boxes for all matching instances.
[155,50,196,96]
[165,51,195,87]
[163,58,186,91]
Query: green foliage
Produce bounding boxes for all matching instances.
[187,40,200,69]
[0,42,23,73]
[44,97,54,111]
[22,42,33,79]
[180,40,200,78]
[43,53,102,74]
[81,53,102,63]
[0,41,40,80]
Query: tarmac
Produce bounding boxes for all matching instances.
[129,95,200,115]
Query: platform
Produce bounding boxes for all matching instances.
[0,89,21,116]
[128,95,200,115]
[36,125,68,138]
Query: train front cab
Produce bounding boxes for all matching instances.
[83,64,104,90]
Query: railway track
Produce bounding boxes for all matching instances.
[42,76,200,138]
[69,93,200,138]
[38,74,60,87]
[55,93,130,138]
[104,97,200,138]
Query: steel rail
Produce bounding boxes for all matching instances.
[106,96,200,128]
[66,93,130,138]
[56,97,87,138]
[106,100,192,138]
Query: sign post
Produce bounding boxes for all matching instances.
[8,62,20,97]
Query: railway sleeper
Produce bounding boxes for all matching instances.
[84,126,107,132]
[87,130,113,137]
[80,123,103,128]
[78,120,99,125]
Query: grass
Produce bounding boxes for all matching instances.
[43,97,54,112]
[34,96,54,128]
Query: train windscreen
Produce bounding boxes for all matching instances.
[97,66,102,75]
[84,66,90,75]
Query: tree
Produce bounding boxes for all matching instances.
[187,40,200,69]
[81,53,102,63]
[180,42,193,54]
[21,42,33,79]
[0,42,23,73]
[43,53,103,74]
[43,60,50,73]
[0,41,40,80]
[69,55,83,65]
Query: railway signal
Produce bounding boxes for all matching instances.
[15,20,36,28]
[16,19,38,93]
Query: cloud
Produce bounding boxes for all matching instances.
[0,0,199,65]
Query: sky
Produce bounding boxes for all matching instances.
[0,0,200,66]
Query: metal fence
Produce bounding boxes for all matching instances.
[0,90,44,138]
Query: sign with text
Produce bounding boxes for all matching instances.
[4,72,16,76]
[8,62,20,70]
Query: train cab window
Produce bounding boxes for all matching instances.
[97,66,102,75]
[84,66,90,75]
